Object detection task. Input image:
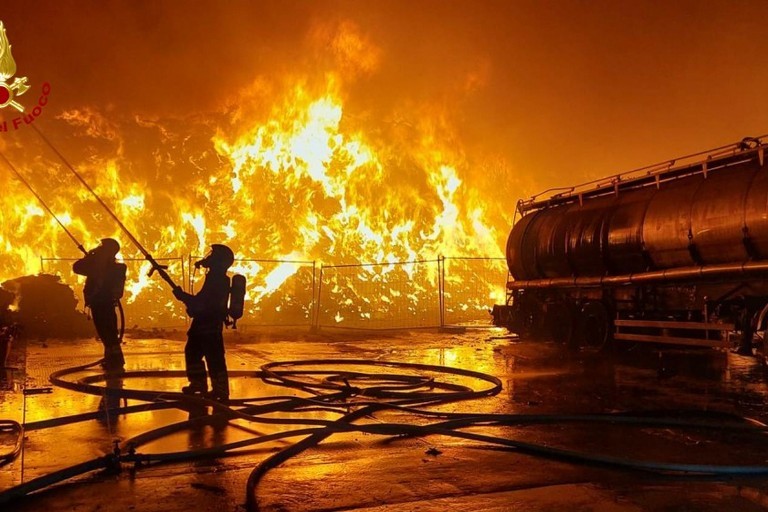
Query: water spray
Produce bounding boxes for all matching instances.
[29,123,181,291]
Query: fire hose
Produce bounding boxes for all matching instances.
[30,123,181,291]
[0,419,23,464]
[2,359,768,509]
[0,151,126,343]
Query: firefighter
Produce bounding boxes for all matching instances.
[73,238,126,372]
[172,244,233,402]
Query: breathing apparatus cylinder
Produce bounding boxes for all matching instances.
[100,239,126,303]
[228,274,246,328]
[111,263,127,301]
[193,244,246,328]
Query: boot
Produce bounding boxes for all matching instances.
[208,371,230,403]
[205,391,229,404]
[181,382,208,396]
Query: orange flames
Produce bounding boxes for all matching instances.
[0,22,507,326]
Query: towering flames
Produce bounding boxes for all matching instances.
[0,22,507,327]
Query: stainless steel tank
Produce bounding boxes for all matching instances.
[604,187,656,273]
[690,163,758,264]
[641,175,704,269]
[507,157,765,280]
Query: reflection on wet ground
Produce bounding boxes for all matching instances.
[2,327,768,511]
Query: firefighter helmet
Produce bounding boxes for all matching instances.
[200,244,234,270]
[99,238,120,257]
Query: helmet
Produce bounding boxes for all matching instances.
[99,238,120,257]
[199,244,234,270]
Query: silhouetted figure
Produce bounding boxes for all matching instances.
[173,244,233,402]
[0,288,15,383]
[73,238,126,372]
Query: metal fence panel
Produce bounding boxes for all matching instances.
[442,257,507,326]
[193,258,316,327]
[39,254,508,330]
[316,260,441,329]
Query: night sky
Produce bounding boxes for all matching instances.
[1,0,767,196]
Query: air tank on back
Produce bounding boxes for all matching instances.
[506,154,766,281]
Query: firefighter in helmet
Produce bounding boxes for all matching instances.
[73,238,127,372]
[172,244,234,402]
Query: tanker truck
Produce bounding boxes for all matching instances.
[492,135,768,354]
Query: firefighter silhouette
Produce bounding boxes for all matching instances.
[73,238,127,372]
[173,244,234,402]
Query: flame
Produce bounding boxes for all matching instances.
[0,21,508,327]
[0,22,17,81]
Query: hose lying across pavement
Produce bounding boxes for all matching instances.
[2,358,768,510]
[0,420,23,464]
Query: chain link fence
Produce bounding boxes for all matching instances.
[40,254,507,330]
[442,257,508,326]
[315,259,442,329]
[190,257,316,327]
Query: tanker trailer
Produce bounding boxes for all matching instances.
[492,136,768,353]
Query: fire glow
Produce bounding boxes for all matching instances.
[0,22,506,326]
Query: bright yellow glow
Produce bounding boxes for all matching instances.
[0,21,506,327]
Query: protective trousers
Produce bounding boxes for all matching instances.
[184,329,229,398]
[91,303,124,370]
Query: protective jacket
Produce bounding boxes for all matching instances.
[73,253,126,307]
[177,271,230,334]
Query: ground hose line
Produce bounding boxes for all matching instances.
[46,359,768,455]
[23,401,182,431]
[243,410,768,511]
[0,420,23,463]
[246,402,386,511]
[55,361,766,435]
[48,359,768,446]
[1,358,501,504]
[0,457,115,505]
[4,358,768,508]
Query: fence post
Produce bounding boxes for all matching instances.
[188,255,194,293]
[438,255,445,328]
[179,256,185,292]
[312,264,323,332]
[310,260,317,329]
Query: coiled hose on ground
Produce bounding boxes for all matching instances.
[1,358,768,510]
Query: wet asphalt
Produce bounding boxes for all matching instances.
[2,326,768,511]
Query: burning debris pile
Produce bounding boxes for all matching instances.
[0,287,15,367]
[1,274,93,340]
[0,21,508,328]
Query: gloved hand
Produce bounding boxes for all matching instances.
[172,287,186,301]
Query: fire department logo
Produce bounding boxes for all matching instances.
[0,21,29,112]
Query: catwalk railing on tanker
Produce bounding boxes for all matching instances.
[39,255,508,331]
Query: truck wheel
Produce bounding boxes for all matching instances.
[579,301,611,350]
